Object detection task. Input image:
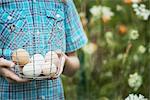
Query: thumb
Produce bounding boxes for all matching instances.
[53,56,66,78]
[0,58,15,68]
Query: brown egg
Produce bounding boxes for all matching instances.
[12,49,30,66]
[45,51,59,67]
[42,62,57,77]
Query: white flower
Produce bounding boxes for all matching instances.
[116,5,123,11]
[138,45,146,54]
[143,10,150,20]
[90,5,114,20]
[125,94,148,100]
[135,9,141,15]
[82,42,97,55]
[131,0,141,3]
[102,6,114,19]
[132,3,150,20]
[90,5,101,17]
[129,29,139,40]
[128,72,142,91]
[133,54,139,61]
[117,53,124,60]
[132,3,138,8]
[105,31,113,39]
[105,31,116,47]
[140,4,146,9]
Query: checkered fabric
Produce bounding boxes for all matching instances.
[0,0,88,100]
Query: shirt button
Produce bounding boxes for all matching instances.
[35,30,40,34]
[56,14,60,18]
[58,26,62,30]
[7,16,12,20]
[9,24,15,31]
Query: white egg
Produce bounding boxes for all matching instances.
[23,63,42,77]
[30,54,45,67]
[45,51,59,67]
[42,62,57,76]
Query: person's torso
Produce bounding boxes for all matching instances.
[0,1,65,99]
[0,0,66,59]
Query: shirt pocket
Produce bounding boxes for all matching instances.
[45,9,65,34]
[0,9,29,50]
[42,9,66,52]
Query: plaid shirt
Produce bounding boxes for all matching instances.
[0,0,88,100]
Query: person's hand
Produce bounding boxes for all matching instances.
[51,52,66,79]
[0,58,29,83]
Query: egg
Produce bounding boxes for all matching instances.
[30,54,45,67]
[42,62,57,77]
[45,51,59,67]
[12,49,30,66]
[22,63,42,77]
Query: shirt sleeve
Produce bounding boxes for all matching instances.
[64,0,88,53]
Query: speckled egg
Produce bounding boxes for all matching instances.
[12,49,30,66]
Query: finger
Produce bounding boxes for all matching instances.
[0,67,13,77]
[7,73,29,83]
[55,50,68,59]
[55,50,62,58]
[0,58,15,68]
[1,68,29,83]
[49,77,57,80]
[5,77,30,84]
[5,77,16,83]
[53,56,66,78]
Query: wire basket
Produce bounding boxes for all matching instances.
[13,50,64,80]
[0,22,65,80]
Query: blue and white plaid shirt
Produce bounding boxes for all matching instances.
[0,0,88,99]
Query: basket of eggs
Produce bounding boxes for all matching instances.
[8,48,65,80]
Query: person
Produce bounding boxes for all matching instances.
[0,0,88,99]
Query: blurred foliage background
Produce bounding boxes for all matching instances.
[62,0,150,100]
